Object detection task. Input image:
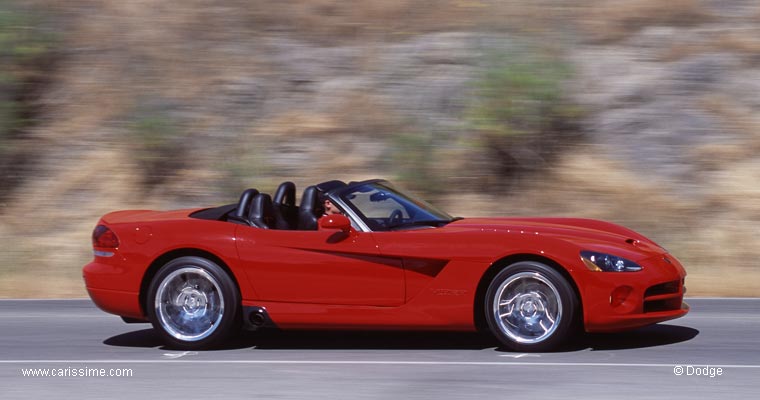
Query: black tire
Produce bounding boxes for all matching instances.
[147,256,241,349]
[484,261,578,352]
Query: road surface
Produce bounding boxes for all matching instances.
[0,298,757,399]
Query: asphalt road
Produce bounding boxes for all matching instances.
[0,298,757,399]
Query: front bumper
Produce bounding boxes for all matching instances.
[581,253,689,332]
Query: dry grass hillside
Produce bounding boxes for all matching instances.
[1,0,759,297]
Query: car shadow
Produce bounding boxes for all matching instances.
[103,328,164,349]
[103,323,699,352]
[244,330,496,350]
[580,324,699,352]
[103,328,495,351]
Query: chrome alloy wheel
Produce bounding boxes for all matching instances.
[155,266,225,342]
[493,271,562,344]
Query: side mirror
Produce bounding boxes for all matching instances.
[318,214,352,234]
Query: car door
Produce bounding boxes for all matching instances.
[235,225,405,306]
[367,229,459,304]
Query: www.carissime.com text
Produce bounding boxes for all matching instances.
[20,366,133,378]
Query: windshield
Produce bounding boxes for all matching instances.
[339,181,454,231]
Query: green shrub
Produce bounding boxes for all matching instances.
[471,52,572,136]
[0,3,54,62]
[0,2,57,202]
[127,111,187,189]
[0,3,47,138]
[468,49,583,188]
[218,143,272,199]
[390,132,444,198]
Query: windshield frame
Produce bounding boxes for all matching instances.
[330,180,454,232]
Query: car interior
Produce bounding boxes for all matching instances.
[190,181,348,231]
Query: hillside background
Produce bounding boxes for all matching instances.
[1,0,759,297]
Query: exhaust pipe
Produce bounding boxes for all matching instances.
[243,306,275,331]
[249,311,266,326]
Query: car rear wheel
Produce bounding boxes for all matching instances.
[485,261,577,352]
[147,256,240,349]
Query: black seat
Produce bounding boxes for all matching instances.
[229,188,259,225]
[249,193,275,229]
[297,186,320,230]
[273,181,297,230]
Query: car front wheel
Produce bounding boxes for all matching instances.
[485,261,578,352]
[147,256,240,349]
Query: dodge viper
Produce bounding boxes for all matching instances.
[83,179,689,351]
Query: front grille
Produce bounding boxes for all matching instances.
[643,298,682,313]
[644,280,680,297]
[643,280,683,313]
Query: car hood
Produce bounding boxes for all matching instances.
[447,217,667,261]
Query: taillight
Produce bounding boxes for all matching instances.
[92,225,119,248]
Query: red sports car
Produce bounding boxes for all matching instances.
[83,179,688,351]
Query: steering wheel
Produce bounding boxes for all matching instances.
[388,209,404,226]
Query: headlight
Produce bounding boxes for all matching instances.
[580,251,642,272]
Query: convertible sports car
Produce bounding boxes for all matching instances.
[83,179,688,351]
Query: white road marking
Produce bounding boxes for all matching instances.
[684,297,760,301]
[0,299,92,301]
[684,315,760,320]
[1,360,760,368]
[161,351,198,360]
[0,315,111,319]
[500,354,540,359]
[0,297,756,302]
